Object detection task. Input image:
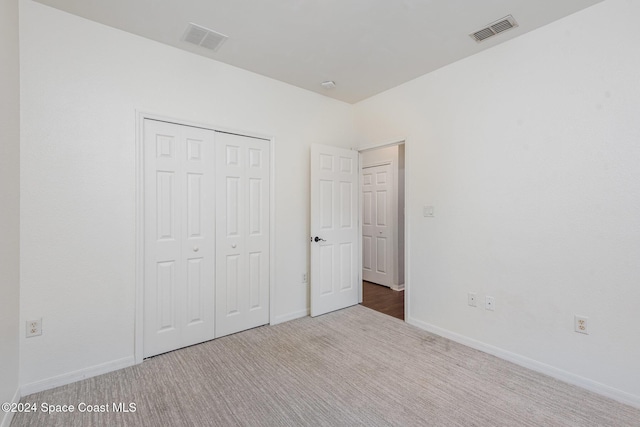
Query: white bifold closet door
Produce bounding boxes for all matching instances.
[144,120,270,358]
[215,132,270,338]
[144,120,216,358]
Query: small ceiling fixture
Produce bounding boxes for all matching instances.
[470,15,518,42]
[321,81,336,90]
[182,23,228,52]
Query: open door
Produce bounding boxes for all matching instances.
[310,144,359,317]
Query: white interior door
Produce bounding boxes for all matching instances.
[362,163,394,287]
[215,132,270,337]
[310,144,359,317]
[144,119,215,358]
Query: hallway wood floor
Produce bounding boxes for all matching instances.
[361,281,404,320]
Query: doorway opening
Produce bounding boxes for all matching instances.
[359,143,405,320]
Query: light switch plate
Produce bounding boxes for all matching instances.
[423,206,434,217]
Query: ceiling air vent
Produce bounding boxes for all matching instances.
[470,15,518,42]
[182,23,228,52]
[321,81,336,90]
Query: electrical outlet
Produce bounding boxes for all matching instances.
[302,273,308,283]
[467,293,477,307]
[26,319,42,338]
[485,296,495,311]
[575,315,589,334]
[423,206,434,217]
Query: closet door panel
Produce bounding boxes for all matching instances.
[215,132,269,337]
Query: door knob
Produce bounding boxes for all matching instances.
[313,236,326,242]
[193,247,199,252]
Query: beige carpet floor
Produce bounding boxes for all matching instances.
[11,305,640,426]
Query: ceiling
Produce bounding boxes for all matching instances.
[34,0,602,103]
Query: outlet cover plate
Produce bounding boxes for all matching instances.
[575,315,589,334]
[485,296,495,311]
[468,293,477,307]
[26,318,42,337]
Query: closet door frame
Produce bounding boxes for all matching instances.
[134,111,276,364]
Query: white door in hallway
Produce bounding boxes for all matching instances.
[215,132,270,337]
[144,119,215,358]
[362,163,393,287]
[310,144,359,317]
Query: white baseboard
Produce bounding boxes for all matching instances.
[21,356,135,396]
[391,283,405,291]
[1,387,20,427]
[272,308,309,325]
[406,316,640,409]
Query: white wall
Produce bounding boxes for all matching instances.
[354,0,640,406]
[19,0,355,389]
[0,0,21,423]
